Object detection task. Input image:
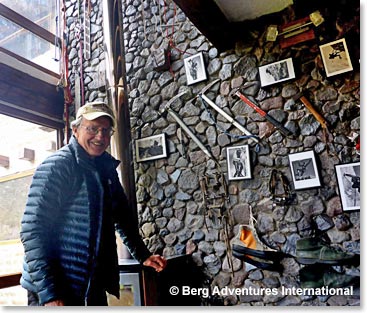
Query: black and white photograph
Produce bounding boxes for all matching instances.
[258,57,295,87]
[183,52,207,85]
[288,150,321,190]
[335,162,360,211]
[135,134,167,162]
[0,0,361,308]
[226,145,251,180]
[319,38,353,77]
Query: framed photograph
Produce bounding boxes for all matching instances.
[135,134,167,162]
[319,38,353,77]
[288,150,321,190]
[226,145,251,180]
[183,52,207,85]
[335,162,360,211]
[258,57,295,87]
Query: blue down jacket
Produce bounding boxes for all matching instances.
[20,136,151,305]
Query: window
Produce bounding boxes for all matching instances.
[0,0,56,32]
[0,0,59,72]
[0,15,58,72]
[0,114,58,305]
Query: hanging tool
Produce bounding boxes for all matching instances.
[54,0,61,62]
[74,65,81,112]
[266,11,324,42]
[295,94,341,160]
[299,96,328,130]
[59,0,74,143]
[200,172,229,210]
[83,0,91,60]
[232,89,294,137]
[164,91,214,160]
[199,80,259,144]
[75,0,85,106]
[295,94,329,133]
[269,169,295,207]
[164,90,234,276]
[298,95,333,147]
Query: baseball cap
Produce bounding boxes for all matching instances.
[76,102,115,127]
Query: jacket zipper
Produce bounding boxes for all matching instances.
[84,171,105,305]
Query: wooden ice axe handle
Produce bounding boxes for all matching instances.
[300,96,328,129]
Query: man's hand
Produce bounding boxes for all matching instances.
[44,299,65,306]
[143,255,167,272]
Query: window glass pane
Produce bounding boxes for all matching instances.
[0,241,24,275]
[0,15,59,72]
[0,114,58,277]
[0,114,57,177]
[0,0,56,34]
[0,285,27,306]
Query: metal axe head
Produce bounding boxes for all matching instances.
[164,91,187,110]
[228,81,260,99]
[164,80,221,111]
[228,87,242,99]
[199,79,221,95]
[185,79,221,105]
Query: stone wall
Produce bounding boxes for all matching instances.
[121,0,360,306]
[67,0,360,306]
[65,0,107,107]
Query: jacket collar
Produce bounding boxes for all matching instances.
[69,136,120,171]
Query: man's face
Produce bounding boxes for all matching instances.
[73,116,112,157]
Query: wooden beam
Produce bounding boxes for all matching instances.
[0,62,64,129]
[0,47,59,79]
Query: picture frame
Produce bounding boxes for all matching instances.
[335,162,360,211]
[183,52,207,85]
[258,57,295,87]
[319,38,353,77]
[288,150,321,190]
[226,145,251,180]
[135,134,167,162]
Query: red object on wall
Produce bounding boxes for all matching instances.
[279,17,316,49]
[356,137,360,151]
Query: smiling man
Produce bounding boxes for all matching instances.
[73,103,116,157]
[20,102,166,306]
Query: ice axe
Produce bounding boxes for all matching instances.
[198,79,260,144]
[231,88,295,137]
[299,96,328,130]
[163,91,214,159]
[297,94,332,144]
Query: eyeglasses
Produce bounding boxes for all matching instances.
[79,125,115,137]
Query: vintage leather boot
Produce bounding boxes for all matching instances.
[299,265,324,288]
[296,236,355,265]
[232,224,284,271]
[232,249,282,271]
[299,265,359,288]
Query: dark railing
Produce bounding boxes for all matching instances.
[0,273,21,289]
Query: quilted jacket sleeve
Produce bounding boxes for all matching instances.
[20,154,72,304]
[111,175,151,264]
